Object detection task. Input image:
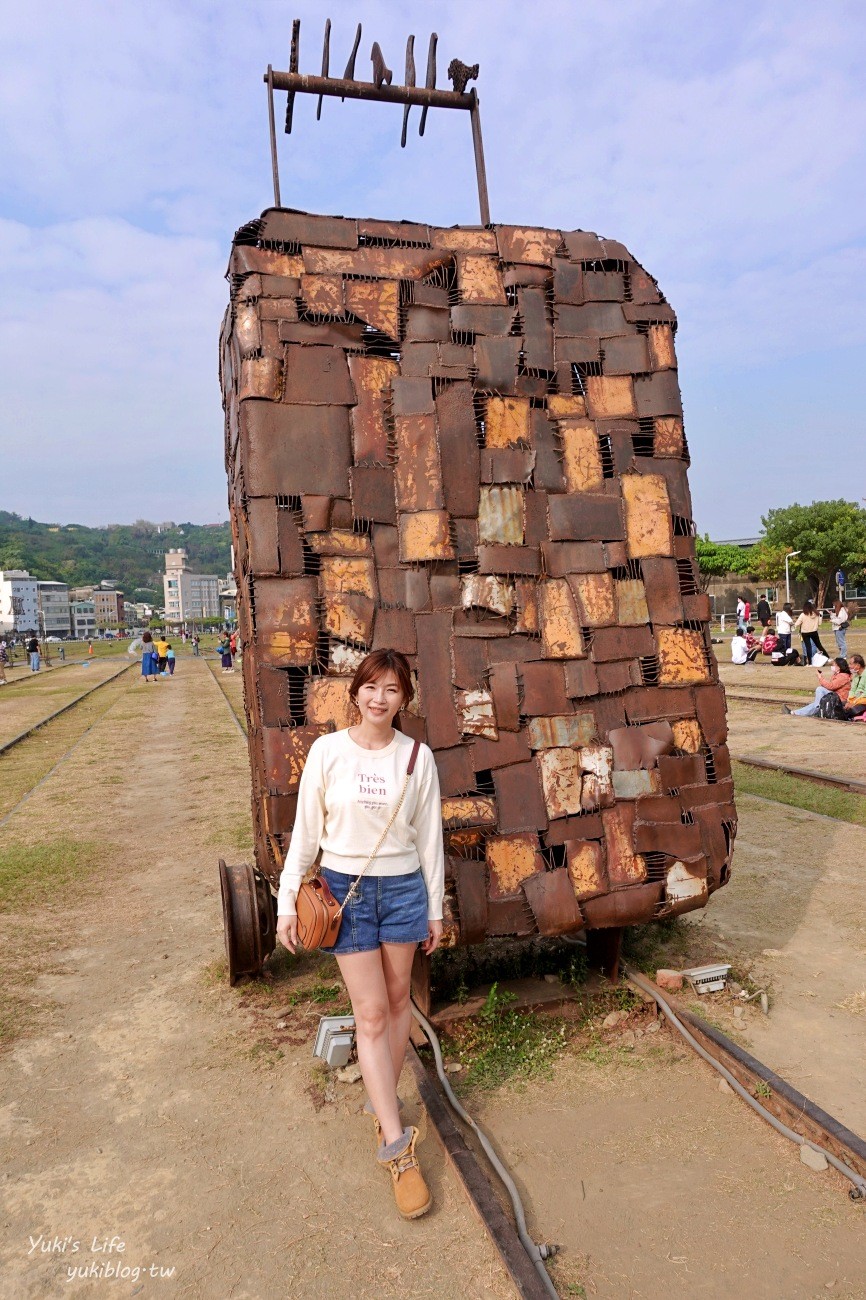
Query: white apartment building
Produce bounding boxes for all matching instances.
[0,570,40,636]
[70,600,97,640]
[163,550,220,625]
[37,581,72,638]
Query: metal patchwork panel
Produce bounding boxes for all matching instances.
[221,211,735,945]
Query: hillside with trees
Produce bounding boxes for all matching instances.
[0,512,231,604]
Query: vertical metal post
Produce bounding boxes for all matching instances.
[469,91,491,226]
[266,65,282,208]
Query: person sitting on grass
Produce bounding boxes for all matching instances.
[841,655,866,721]
[759,627,778,656]
[783,657,851,717]
[730,629,749,664]
[743,626,762,662]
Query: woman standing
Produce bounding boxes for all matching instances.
[794,600,828,665]
[276,649,444,1219]
[140,630,157,682]
[775,602,795,653]
[828,601,850,658]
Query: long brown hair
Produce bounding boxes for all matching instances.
[349,649,413,709]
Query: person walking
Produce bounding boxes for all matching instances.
[276,649,444,1220]
[794,600,828,665]
[166,644,176,676]
[156,635,169,674]
[140,630,158,682]
[192,634,200,657]
[27,633,41,672]
[827,600,850,657]
[784,657,851,717]
[735,597,746,633]
[756,595,771,627]
[775,602,795,653]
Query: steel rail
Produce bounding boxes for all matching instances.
[733,753,866,795]
[202,658,247,739]
[725,691,812,705]
[0,661,136,758]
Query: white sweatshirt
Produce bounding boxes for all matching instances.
[276,728,445,920]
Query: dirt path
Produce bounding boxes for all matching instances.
[727,700,866,782]
[0,661,510,1299]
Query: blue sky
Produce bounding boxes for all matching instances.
[1,0,864,536]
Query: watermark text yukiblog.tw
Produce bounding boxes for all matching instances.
[27,1235,175,1283]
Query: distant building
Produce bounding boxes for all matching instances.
[0,570,40,635]
[70,600,97,640]
[37,581,72,637]
[163,549,220,625]
[219,572,237,625]
[93,584,125,628]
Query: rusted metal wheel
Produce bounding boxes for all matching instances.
[218,859,276,985]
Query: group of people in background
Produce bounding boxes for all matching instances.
[732,596,850,669]
[730,593,862,723]
[139,630,176,682]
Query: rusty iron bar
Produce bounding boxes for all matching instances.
[266,66,281,208]
[733,752,866,796]
[263,69,491,224]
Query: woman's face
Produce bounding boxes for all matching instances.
[355,669,405,727]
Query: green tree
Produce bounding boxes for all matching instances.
[760,500,866,608]
[694,536,751,593]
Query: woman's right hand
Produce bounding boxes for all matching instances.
[277,915,298,953]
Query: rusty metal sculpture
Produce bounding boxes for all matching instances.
[219,20,736,990]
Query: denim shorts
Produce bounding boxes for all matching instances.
[319,867,429,955]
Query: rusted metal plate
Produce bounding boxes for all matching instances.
[394,413,444,511]
[583,375,637,420]
[564,660,600,698]
[456,253,507,304]
[260,724,333,792]
[601,804,647,886]
[371,607,416,654]
[541,541,606,577]
[451,637,488,690]
[602,334,649,376]
[398,511,455,562]
[405,305,450,342]
[431,573,463,609]
[538,579,585,659]
[435,381,481,517]
[486,895,536,937]
[520,662,570,715]
[493,762,548,832]
[478,486,524,545]
[480,449,535,484]
[518,286,554,370]
[283,345,354,405]
[614,579,650,626]
[487,833,544,897]
[657,753,706,789]
[537,745,613,818]
[527,715,597,749]
[350,465,397,524]
[246,497,280,574]
[416,611,460,749]
[441,796,498,828]
[305,676,354,729]
[253,577,318,666]
[657,628,711,684]
[450,304,515,334]
[559,420,605,493]
[565,840,607,899]
[640,557,683,625]
[306,529,372,556]
[591,624,656,662]
[621,472,674,557]
[477,546,541,576]
[474,337,521,391]
[485,396,531,447]
[671,719,703,753]
[301,273,345,314]
[431,226,498,253]
[454,860,488,945]
[634,370,683,418]
[434,747,477,797]
[581,883,662,929]
[596,661,641,693]
[569,572,616,626]
[548,493,623,542]
[303,244,447,280]
[488,661,520,731]
[347,356,399,462]
[468,729,532,771]
[524,869,584,937]
[457,689,498,739]
[612,769,662,799]
[461,574,515,617]
[653,416,685,458]
[497,227,561,265]
[239,356,284,401]
[242,404,351,497]
[663,860,708,916]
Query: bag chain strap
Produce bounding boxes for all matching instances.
[336,766,413,917]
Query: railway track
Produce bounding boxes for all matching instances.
[202,657,247,737]
[0,660,136,758]
[733,753,866,795]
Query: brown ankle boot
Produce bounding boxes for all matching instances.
[377,1126,431,1219]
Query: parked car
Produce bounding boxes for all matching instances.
[46,636,63,642]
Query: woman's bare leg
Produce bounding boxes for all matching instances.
[336,949,403,1146]
[380,943,417,1087]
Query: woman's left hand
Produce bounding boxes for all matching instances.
[422,920,443,955]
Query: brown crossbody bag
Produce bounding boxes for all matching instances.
[295,738,421,951]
